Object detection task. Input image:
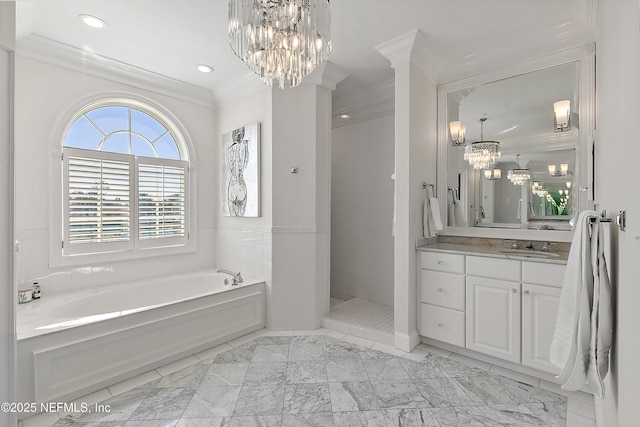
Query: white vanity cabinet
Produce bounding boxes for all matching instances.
[418,252,466,347]
[465,256,522,363]
[521,261,565,374]
[418,250,566,376]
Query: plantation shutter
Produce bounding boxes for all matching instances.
[63,148,134,253]
[138,159,188,242]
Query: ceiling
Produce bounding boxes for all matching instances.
[15,1,596,109]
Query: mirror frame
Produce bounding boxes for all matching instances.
[436,44,595,242]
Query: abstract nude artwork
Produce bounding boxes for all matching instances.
[221,122,260,217]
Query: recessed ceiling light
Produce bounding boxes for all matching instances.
[339,114,350,119]
[196,64,214,73]
[78,14,107,29]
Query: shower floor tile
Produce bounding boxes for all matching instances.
[51,332,568,427]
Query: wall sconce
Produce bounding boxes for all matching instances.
[548,163,569,176]
[449,121,466,146]
[566,181,572,189]
[483,169,501,180]
[553,100,571,132]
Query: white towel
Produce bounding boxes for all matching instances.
[586,222,613,398]
[447,189,456,227]
[454,198,466,227]
[423,186,443,237]
[429,197,443,234]
[550,210,614,396]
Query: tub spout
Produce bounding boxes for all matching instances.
[217,269,243,286]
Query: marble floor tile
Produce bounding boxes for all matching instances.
[287,343,324,361]
[431,405,500,426]
[328,382,379,412]
[332,410,387,427]
[414,377,478,407]
[244,362,287,385]
[233,385,285,416]
[50,333,568,427]
[325,357,369,382]
[369,381,427,409]
[228,415,281,427]
[244,362,288,385]
[282,383,332,415]
[251,344,289,363]
[155,362,210,389]
[285,361,327,384]
[213,344,256,364]
[128,388,195,421]
[362,358,410,381]
[181,386,241,418]
[281,413,333,427]
[199,363,249,387]
[455,374,521,405]
[383,408,440,426]
[176,418,229,427]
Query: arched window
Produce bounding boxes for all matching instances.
[61,99,190,255]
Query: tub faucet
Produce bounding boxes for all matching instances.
[218,269,243,285]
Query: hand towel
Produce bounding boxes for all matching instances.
[586,221,613,398]
[447,189,456,227]
[454,196,466,227]
[550,210,598,392]
[429,197,444,234]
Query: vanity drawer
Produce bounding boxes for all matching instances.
[420,303,465,347]
[522,261,566,287]
[420,270,465,311]
[419,252,465,274]
[466,256,520,282]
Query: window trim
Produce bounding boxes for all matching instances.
[49,96,197,268]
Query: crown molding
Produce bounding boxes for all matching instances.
[17,34,216,108]
[331,78,394,128]
[375,29,444,83]
[303,61,349,91]
[437,22,595,86]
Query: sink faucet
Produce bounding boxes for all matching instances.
[217,269,243,285]
[524,241,534,250]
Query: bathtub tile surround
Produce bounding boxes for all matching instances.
[49,331,568,427]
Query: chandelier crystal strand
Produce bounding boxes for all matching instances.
[228,0,332,89]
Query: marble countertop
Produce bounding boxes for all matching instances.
[417,242,569,264]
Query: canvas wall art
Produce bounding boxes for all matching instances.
[221,122,260,217]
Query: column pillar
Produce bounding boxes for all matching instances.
[268,62,347,330]
[377,30,440,351]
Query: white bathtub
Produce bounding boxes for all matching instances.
[17,269,265,406]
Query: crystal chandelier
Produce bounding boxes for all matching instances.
[463,118,501,169]
[507,154,531,186]
[228,0,332,89]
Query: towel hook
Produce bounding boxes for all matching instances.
[594,210,627,232]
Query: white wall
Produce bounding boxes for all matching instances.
[595,0,640,425]
[331,114,394,305]
[0,3,16,425]
[14,57,218,296]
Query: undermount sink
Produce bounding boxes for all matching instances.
[497,249,559,258]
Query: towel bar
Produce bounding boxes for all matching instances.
[593,210,626,232]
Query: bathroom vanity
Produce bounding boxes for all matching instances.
[417,238,568,377]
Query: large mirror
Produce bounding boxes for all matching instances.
[443,61,583,232]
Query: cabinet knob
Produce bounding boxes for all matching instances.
[511,288,518,293]
[523,290,531,295]
[437,260,444,265]
[437,322,444,328]
[437,287,444,292]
